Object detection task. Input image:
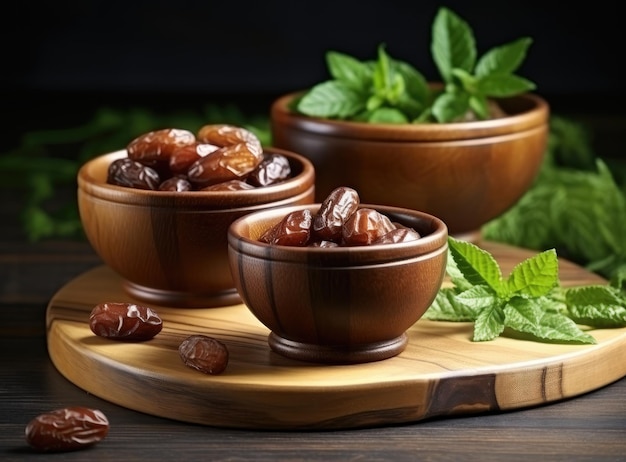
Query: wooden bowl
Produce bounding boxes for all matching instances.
[78,148,315,308]
[227,203,448,364]
[270,91,549,239]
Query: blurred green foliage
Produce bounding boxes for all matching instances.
[0,103,270,241]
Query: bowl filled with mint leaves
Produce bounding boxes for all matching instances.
[270,6,549,240]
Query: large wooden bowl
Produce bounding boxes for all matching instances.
[228,203,448,364]
[270,91,549,238]
[78,148,315,308]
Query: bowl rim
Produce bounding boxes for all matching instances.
[271,90,549,142]
[228,203,449,263]
[77,148,316,207]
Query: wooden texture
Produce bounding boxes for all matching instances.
[46,241,626,430]
[270,91,549,235]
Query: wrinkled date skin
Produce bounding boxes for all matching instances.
[259,187,422,247]
[187,142,264,188]
[179,334,229,375]
[127,128,196,167]
[187,125,264,188]
[89,302,163,341]
[158,176,193,192]
[107,158,161,190]
[342,208,397,246]
[246,152,292,187]
[107,124,292,192]
[260,209,313,246]
[312,186,360,241]
[25,407,109,452]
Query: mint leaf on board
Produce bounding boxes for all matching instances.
[473,303,505,341]
[447,237,503,293]
[506,249,559,297]
[504,310,597,344]
[425,237,626,344]
[428,288,478,321]
[565,286,626,328]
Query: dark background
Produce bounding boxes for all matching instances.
[3,0,625,147]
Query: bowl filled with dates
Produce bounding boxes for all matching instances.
[227,186,448,364]
[77,124,315,308]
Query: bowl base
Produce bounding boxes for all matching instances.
[123,280,242,308]
[267,332,408,364]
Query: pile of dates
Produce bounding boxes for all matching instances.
[107,124,292,192]
[260,186,422,247]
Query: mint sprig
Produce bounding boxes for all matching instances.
[295,7,535,123]
[426,237,626,344]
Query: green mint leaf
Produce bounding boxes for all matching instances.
[395,93,425,120]
[451,68,478,92]
[456,285,498,310]
[505,305,597,344]
[474,37,533,77]
[326,51,372,92]
[297,81,365,118]
[431,7,476,84]
[367,107,409,124]
[373,45,392,97]
[504,296,544,330]
[506,249,559,297]
[431,92,470,122]
[448,237,504,293]
[445,247,474,291]
[477,74,536,97]
[393,60,430,104]
[425,288,478,321]
[473,304,505,341]
[469,95,490,119]
[366,94,384,112]
[565,285,626,327]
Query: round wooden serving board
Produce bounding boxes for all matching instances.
[46,241,626,430]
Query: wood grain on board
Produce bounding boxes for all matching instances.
[46,241,626,430]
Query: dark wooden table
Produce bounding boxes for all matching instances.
[1,197,625,462]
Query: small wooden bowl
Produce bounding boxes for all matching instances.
[271,91,549,239]
[78,148,315,308]
[227,204,448,364]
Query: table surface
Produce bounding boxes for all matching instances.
[1,200,625,462]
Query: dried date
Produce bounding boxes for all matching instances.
[342,208,396,246]
[259,209,313,246]
[246,153,291,187]
[107,158,160,190]
[89,302,163,341]
[187,143,264,188]
[169,143,219,175]
[127,128,196,166]
[312,186,360,242]
[159,176,193,192]
[258,187,422,247]
[371,227,421,244]
[25,407,109,452]
[197,124,262,153]
[178,334,229,375]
